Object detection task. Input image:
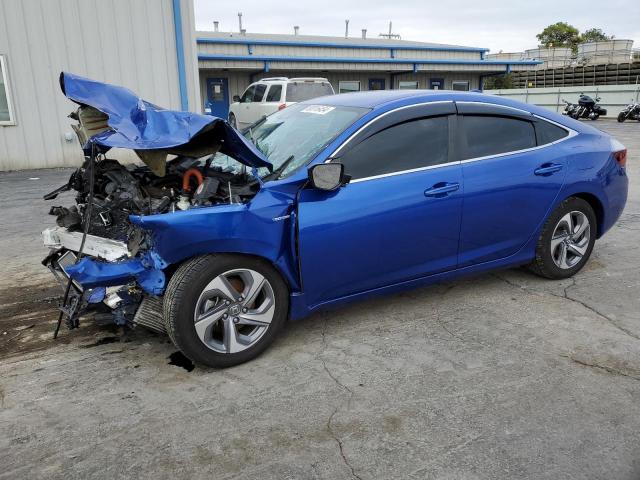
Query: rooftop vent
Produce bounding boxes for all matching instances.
[213,21,219,32]
[345,19,349,38]
[294,25,299,35]
[362,29,367,39]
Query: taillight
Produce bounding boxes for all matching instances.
[278,103,286,111]
[611,138,627,168]
[614,149,627,168]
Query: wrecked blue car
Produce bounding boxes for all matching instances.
[44,73,627,367]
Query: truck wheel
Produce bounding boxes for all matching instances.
[529,197,596,280]
[164,254,289,368]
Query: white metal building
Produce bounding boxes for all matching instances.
[197,31,540,119]
[0,0,201,171]
[0,1,540,171]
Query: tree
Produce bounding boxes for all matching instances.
[536,22,580,51]
[580,28,611,43]
[483,74,513,90]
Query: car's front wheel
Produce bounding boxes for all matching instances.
[529,197,596,279]
[228,112,237,129]
[164,254,289,368]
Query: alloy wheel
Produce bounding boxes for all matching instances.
[193,268,275,353]
[550,211,591,269]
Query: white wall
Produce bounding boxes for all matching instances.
[0,0,200,171]
[485,85,640,116]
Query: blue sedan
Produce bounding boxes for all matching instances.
[46,76,628,367]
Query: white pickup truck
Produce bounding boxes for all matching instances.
[228,77,334,129]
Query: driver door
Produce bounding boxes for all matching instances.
[297,108,463,309]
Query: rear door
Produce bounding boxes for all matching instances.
[456,102,570,267]
[297,103,463,308]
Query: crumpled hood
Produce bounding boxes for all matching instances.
[59,72,272,171]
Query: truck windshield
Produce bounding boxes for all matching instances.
[248,103,368,179]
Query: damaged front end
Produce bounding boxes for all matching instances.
[43,72,272,335]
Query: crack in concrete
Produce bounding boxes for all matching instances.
[320,317,362,480]
[433,285,469,343]
[560,354,640,381]
[492,273,640,341]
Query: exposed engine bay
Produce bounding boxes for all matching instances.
[45,153,260,243]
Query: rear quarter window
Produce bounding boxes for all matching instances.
[461,115,536,160]
[286,82,334,102]
[535,119,569,145]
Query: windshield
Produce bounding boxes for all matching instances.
[232,103,368,180]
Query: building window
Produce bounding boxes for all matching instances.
[398,81,419,90]
[452,81,470,91]
[0,55,16,125]
[339,81,360,94]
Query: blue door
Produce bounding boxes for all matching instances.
[456,108,567,266]
[205,77,229,119]
[297,112,462,308]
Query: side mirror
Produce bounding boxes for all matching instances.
[233,95,241,103]
[308,163,350,191]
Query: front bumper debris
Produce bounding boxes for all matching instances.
[43,227,129,261]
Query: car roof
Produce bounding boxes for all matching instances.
[299,90,601,134]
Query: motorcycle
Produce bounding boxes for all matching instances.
[617,100,640,122]
[570,94,607,121]
[561,99,578,117]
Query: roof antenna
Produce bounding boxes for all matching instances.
[294,25,299,35]
[238,12,243,33]
[345,19,349,38]
[379,21,401,40]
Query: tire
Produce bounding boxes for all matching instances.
[164,254,289,368]
[590,113,599,121]
[529,197,597,280]
[228,113,237,129]
[617,112,626,123]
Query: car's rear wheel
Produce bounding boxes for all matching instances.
[164,254,288,368]
[529,197,596,279]
[228,113,237,129]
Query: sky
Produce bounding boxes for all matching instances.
[194,0,640,53]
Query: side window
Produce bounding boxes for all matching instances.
[240,85,256,103]
[339,116,449,180]
[535,119,569,146]
[253,84,267,102]
[265,84,282,102]
[461,115,536,160]
[0,55,15,125]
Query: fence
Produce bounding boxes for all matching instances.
[484,85,640,116]
[509,63,640,88]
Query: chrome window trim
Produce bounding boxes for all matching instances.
[328,100,577,184]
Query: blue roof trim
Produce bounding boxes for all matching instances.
[198,53,542,66]
[197,37,490,53]
[172,0,189,111]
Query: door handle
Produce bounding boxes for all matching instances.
[424,182,460,197]
[534,163,563,176]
